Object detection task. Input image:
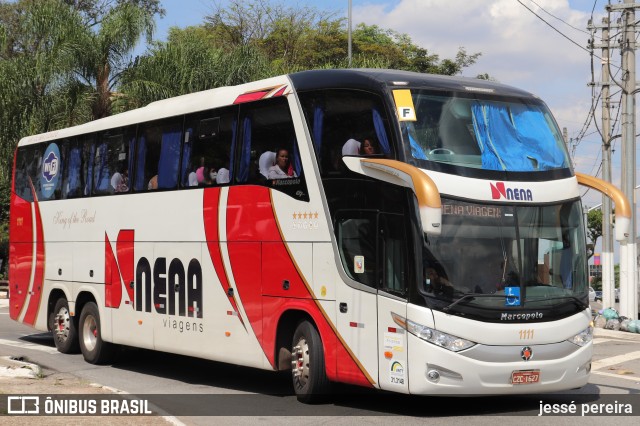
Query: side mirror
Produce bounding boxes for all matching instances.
[342,157,442,235]
[575,172,631,241]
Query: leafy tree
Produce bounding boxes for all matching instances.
[62,0,164,26]
[586,209,603,261]
[117,27,271,108]
[71,2,155,119]
[202,0,479,75]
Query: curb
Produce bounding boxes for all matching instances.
[0,356,41,378]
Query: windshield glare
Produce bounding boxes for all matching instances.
[421,199,587,309]
[400,90,571,172]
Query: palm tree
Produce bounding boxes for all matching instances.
[73,2,155,119]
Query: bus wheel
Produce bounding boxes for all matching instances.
[79,302,114,364]
[51,298,79,354]
[291,320,330,403]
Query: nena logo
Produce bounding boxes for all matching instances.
[105,230,203,318]
[490,182,533,201]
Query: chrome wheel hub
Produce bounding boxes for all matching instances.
[82,314,98,352]
[291,338,310,386]
[54,307,70,342]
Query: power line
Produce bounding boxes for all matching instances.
[526,0,592,35]
[516,0,608,59]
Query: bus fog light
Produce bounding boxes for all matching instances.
[426,370,440,383]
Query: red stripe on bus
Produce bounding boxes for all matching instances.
[104,233,122,308]
[271,86,287,97]
[233,91,270,104]
[225,186,372,387]
[116,230,135,303]
[8,192,32,321]
[23,193,45,326]
[203,188,245,327]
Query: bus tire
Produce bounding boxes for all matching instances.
[51,298,79,354]
[79,302,114,364]
[291,320,330,403]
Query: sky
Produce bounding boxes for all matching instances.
[149,0,634,250]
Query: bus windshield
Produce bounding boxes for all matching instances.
[421,198,587,312]
[398,90,571,172]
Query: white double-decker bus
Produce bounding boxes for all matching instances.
[9,69,630,401]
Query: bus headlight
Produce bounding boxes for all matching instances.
[567,326,593,347]
[391,312,475,352]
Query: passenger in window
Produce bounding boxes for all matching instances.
[268,148,297,179]
[360,137,380,155]
[195,156,206,184]
[216,167,230,184]
[342,138,361,156]
[188,162,199,187]
[148,174,158,190]
[111,166,129,193]
[199,166,214,187]
[208,165,218,182]
[424,266,453,297]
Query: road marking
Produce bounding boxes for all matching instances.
[592,370,640,383]
[592,350,640,371]
[0,338,59,354]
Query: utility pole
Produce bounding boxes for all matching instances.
[348,0,352,67]
[618,0,638,320]
[601,17,615,309]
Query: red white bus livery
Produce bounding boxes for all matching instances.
[10,69,630,401]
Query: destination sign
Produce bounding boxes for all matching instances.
[442,203,503,218]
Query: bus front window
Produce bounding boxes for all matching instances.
[398,90,571,173]
[421,199,588,317]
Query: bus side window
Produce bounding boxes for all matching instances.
[26,144,44,201]
[94,127,134,195]
[335,210,378,289]
[135,119,183,191]
[298,89,393,176]
[237,97,308,201]
[182,106,237,188]
[13,147,34,202]
[61,138,84,199]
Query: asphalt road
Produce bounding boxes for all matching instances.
[1,297,640,425]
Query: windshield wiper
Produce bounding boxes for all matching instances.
[442,293,507,313]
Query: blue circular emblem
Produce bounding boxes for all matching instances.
[40,143,61,199]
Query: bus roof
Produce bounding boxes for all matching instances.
[288,68,537,98]
[17,69,538,147]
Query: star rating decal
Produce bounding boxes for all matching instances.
[292,211,320,220]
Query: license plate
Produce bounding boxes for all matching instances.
[511,370,540,384]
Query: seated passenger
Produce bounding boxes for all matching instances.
[148,174,158,190]
[188,162,199,187]
[268,148,297,179]
[342,138,361,156]
[111,167,128,193]
[424,266,453,297]
[216,168,230,184]
[360,137,380,155]
[259,151,276,179]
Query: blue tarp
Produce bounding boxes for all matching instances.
[471,102,566,171]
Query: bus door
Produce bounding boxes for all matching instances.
[334,210,409,392]
[334,210,379,386]
[375,212,409,393]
